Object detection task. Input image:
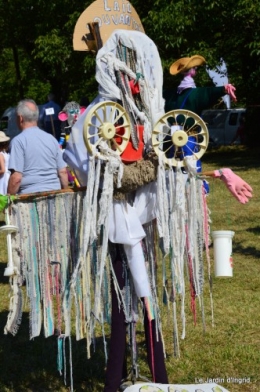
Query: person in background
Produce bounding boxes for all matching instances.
[231,116,246,145]
[164,55,237,116]
[8,99,68,195]
[0,131,11,195]
[164,55,237,193]
[39,93,61,140]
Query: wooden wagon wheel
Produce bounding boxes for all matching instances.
[152,109,209,167]
[83,101,131,159]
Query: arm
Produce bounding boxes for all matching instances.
[7,171,22,194]
[0,154,5,175]
[58,167,69,189]
[195,85,236,114]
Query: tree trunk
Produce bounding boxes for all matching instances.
[12,45,24,99]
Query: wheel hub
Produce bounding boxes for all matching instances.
[100,122,116,140]
[172,130,188,147]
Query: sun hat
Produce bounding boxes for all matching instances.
[170,55,206,75]
[0,131,10,143]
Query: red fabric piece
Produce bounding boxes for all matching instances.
[129,79,140,94]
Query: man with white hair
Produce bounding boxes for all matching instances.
[8,99,68,194]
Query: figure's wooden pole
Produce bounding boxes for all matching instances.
[50,115,56,137]
[200,171,216,177]
[13,186,86,202]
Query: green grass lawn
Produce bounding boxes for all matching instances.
[0,145,259,392]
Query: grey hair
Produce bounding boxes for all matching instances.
[16,99,39,122]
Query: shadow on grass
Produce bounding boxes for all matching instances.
[233,241,260,259]
[0,310,107,391]
[0,262,9,285]
[203,146,260,171]
[247,225,260,235]
[232,225,260,259]
[0,305,157,391]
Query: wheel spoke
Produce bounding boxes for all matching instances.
[162,143,175,154]
[186,138,197,146]
[115,124,130,130]
[93,110,104,125]
[114,132,129,141]
[111,138,124,153]
[181,144,194,155]
[153,140,161,148]
[93,137,105,148]
[198,144,207,150]
[102,104,108,123]
[108,105,118,123]
[87,131,100,139]
[158,138,175,146]
[153,128,171,138]
[113,111,125,125]
[193,152,202,160]
[86,121,101,129]
[182,118,190,130]
[188,139,207,149]
[153,138,171,148]
[162,116,173,125]
[198,130,208,136]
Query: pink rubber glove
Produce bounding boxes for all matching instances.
[214,168,252,204]
[225,84,237,101]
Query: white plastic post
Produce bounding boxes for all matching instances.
[212,230,235,277]
[2,208,18,276]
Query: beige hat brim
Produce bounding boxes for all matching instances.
[170,55,206,75]
[0,132,10,143]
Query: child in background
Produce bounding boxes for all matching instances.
[0,131,11,194]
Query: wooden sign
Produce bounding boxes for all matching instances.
[73,0,145,51]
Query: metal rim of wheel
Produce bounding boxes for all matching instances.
[83,101,131,159]
[152,109,209,167]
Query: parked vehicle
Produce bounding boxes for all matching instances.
[0,105,45,139]
[201,108,246,145]
[0,107,20,139]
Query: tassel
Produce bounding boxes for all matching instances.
[57,335,74,392]
[57,335,63,375]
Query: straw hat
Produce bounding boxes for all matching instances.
[0,131,10,143]
[170,55,206,75]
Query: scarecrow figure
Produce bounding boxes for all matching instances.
[164,55,237,115]
[63,31,252,392]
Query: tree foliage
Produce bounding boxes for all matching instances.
[0,0,260,115]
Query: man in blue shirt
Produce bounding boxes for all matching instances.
[8,99,68,194]
[39,93,61,140]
